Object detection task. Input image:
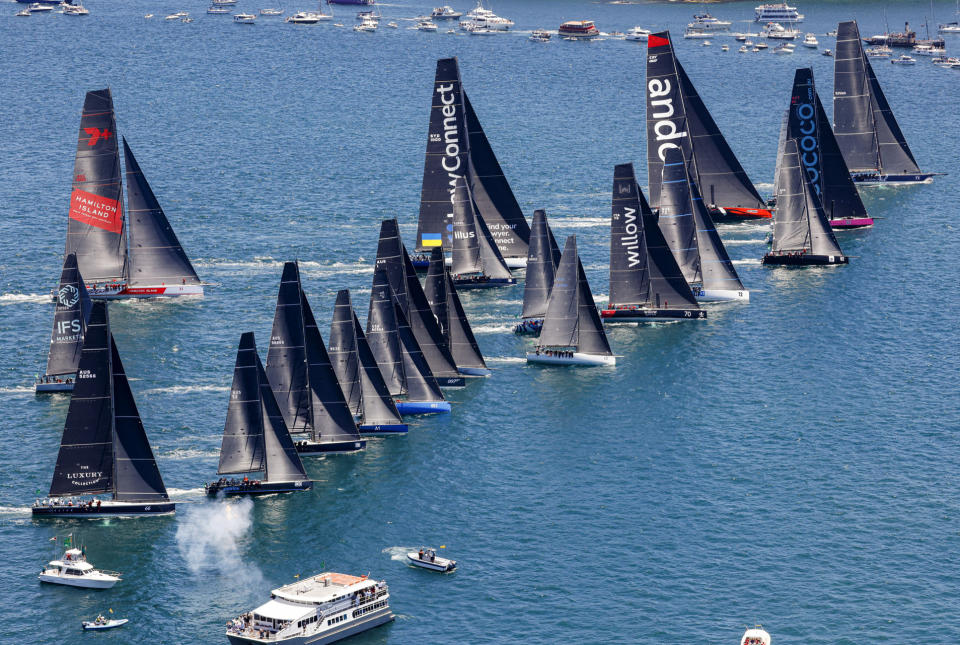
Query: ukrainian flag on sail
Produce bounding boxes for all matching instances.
[421,233,443,247]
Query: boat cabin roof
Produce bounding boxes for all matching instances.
[271,572,375,605]
[51,559,94,571]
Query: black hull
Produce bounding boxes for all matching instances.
[601,308,706,321]
[435,376,466,388]
[762,253,849,266]
[205,480,312,496]
[32,501,175,517]
[295,439,366,454]
[452,277,516,290]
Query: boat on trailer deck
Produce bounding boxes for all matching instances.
[205,332,312,496]
[265,262,366,455]
[764,139,849,266]
[527,236,615,367]
[602,163,706,323]
[515,209,561,335]
[32,302,175,518]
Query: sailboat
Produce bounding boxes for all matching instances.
[413,57,530,269]
[329,290,408,435]
[265,262,365,454]
[366,267,451,415]
[527,236,616,367]
[515,209,561,335]
[645,32,771,222]
[450,175,517,289]
[763,139,849,266]
[601,163,706,322]
[36,253,93,392]
[423,248,490,377]
[786,68,873,229]
[834,21,940,185]
[33,301,175,517]
[64,89,203,299]
[658,148,749,301]
[374,219,465,387]
[206,332,312,496]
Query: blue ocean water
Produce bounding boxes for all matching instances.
[1,0,958,643]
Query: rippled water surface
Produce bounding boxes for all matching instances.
[1,0,958,643]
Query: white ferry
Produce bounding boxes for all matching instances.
[754,3,803,23]
[226,572,393,645]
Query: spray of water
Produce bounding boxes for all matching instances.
[175,497,263,587]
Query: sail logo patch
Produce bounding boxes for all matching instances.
[69,189,123,234]
[83,127,112,146]
[619,207,643,268]
[67,469,105,487]
[58,284,80,307]
[422,233,443,247]
[793,92,821,197]
[647,79,688,161]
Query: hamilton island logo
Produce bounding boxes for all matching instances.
[58,284,80,307]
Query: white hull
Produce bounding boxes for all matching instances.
[443,256,526,269]
[406,553,456,571]
[694,288,750,302]
[39,572,119,589]
[227,608,393,645]
[86,284,204,300]
[458,366,491,377]
[526,352,615,367]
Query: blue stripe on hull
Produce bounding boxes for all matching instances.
[358,424,409,435]
[395,401,451,415]
[32,502,176,517]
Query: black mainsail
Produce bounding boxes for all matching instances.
[394,300,446,403]
[424,248,487,373]
[43,253,93,380]
[786,68,870,225]
[538,236,613,357]
[833,20,924,179]
[123,138,201,287]
[255,349,309,482]
[645,32,768,218]
[366,267,405,397]
[769,139,845,258]
[218,332,266,476]
[520,209,562,321]
[48,301,170,505]
[608,163,699,310]
[329,290,363,416]
[353,306,406,427]
[66,89,127,283]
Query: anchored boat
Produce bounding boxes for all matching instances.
[328,290,408,435]
[366,268,450,415]
[413,57,529,270]
[265,262,365,455]
[33,302,175,518]
[36,253,92,393]
[785,68,873,229]
[646,33,771,222]
[834,21,941,185]
[657,148,749,302]
[64,90,203,299]
[515,209,562,335]
[527,236,615,367]
[407,548,457,572]
[206,332,312,496]
[764,140,848,266]
[602,163,705,322]
[374,219,465,387]
[423,248,490,377]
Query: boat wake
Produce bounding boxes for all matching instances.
[0,506,32,516]
[163,447,220,460]
[472,323,516,334]
[175,497,264,586]
[382,545,418,562]
[719,238,767,245]
[0,385,35,395]
[195,258,373,276]
[143,384,230,395]
[167,486,206,498]
[732,258,763,266]
[0,293,49,305]
[486,356,526,363]
[550,216,608,228]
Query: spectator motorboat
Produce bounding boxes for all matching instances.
[407,549,457,572]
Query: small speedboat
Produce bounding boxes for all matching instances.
[407,549,456,572]
[39,548,121,589]
[259,8,283,15]
[466,24,497,35]
[28,3,53,11]
[721,44,729,51]
[738,45,748,53]
[431,5,461,19]
[82,617,129,631]
[741,625,771,645]
[755,41,769,49]
[207,6,230,13]
[353,18,377,31]
[625,26,650,41]
[891,54,917,65]
[286,11,320,23]
[866,45,891,58]
[529,29,551,41]
[387,21,398,28]
[417,20,438,31]
[233,13,256,23]
[773,43,794,54]
[63,3,89,15]
[16,8,31,16]
[701,39,712,46]
[802,32,818,47]
[144,13,153,18]
[822,48,833,56]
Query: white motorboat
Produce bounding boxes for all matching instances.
[459,0,513,30]
[721,44,729,51]
[259,8,284,15]
[891,54,917,65]
[63,3,89,15]
[208,6,230,13]
[144,13,153,17]
[754,3,803,23]
[354,18,377,31]
[941,22,960,33]
[181,16,193,22]
[822,48,833,56]
[738,45,748,52]
[233,13,255,23]
[407,549,457,572]
[286,11,320,23]
[933,55,960,66]
[732,31,760,41]
[690,12,731,29]
[213,0,238,4]
[28,3,53,11]
[16,8,31,15]
[387,21,398,28]
[82,617,129,631]
[684,26,715,38]
[755,41,768,49]
[226,572,393,645]
[701,39,712,46]
[431,5,461,19]
[912,43,945,56]
[762,22,799,39]
[465,24,497,35]
[773,42,794,54]
[625,26,650,41]
[164,12,184,19]
[741,626,772,645]
[417,20,438,31]
[802,32,818,47]
[529,28,551,41]
[865,45,892,57]
[38,548,121,589]
[355,10,378,21]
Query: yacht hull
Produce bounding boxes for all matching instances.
[693,288,750,302]
[851,172,937,185]
[452,277,516,289]
[32,501,175,517]
[39,573,118,589]
[411,256,526,270]
[525,352,616,367]
[205,480,312,496]
[601,308,706,322]
[35,380,74,393]
[295,440,366,454]
[762,253,849,266]
[710,206,773,222]
[435,376,466,388]
[395,400,451,415]
[457,366,491,377]
[829,217,875,229]
[227,609,394,645]
[78,284,204,300]
[358,423,409,435]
